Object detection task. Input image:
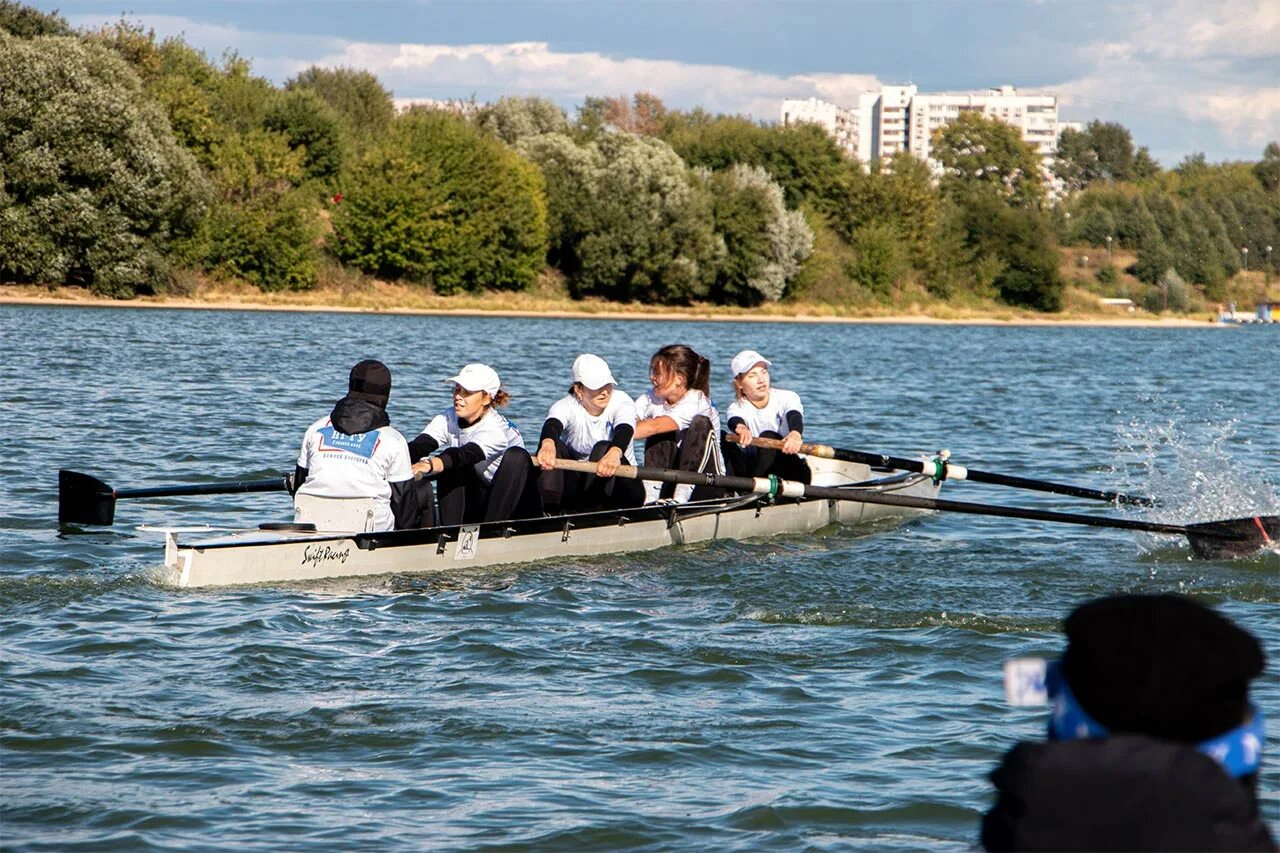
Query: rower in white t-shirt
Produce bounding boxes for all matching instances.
[534,354,646,514]
[294,359,417,531]
[723,349,811,484]
[408,363,540,526]
[633,344,726,503]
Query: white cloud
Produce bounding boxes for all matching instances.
[316,40,882,119]
[68,13,879,121]
[1054,0,1279,158]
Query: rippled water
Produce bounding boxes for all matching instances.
[2,305,1277,850]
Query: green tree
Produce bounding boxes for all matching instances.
[286,66,394,148]
[332,109,548,293]
[946,187,1062,311]
[475,95,570,145]
[264,88,345,184]
[520,131,720,302]
[0,1,72,36]
[827,152,939,267]
[702,164,813,304]
[663,116,846,208]
[0,35,209,296]
[932,112,1045,208]
[1254,142,1280,194]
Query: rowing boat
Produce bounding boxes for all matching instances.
[153,457,941,588]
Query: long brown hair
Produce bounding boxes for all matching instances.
[650,344,710,396]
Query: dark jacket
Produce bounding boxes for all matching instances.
[981,736,1276,851]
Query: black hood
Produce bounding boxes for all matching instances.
[981,737,1274,851]
[330,396,390,435]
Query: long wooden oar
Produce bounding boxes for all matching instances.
[553,459,1278,560]
[730,435,1156,506]
[59,469,290,526]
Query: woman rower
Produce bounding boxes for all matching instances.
[633,344,725,503]
[534,354,646,514]
[408,363,541,525]
[723,349,811,484]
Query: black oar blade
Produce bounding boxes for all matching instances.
[59,469,117,526]
[1185,515,1280,559]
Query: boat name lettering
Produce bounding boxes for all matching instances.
[301,544,351,567]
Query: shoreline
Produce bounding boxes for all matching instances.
[0,285,1221,328]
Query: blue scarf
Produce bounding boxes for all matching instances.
[1046,660,1264,778]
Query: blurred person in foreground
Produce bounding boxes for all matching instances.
[982,593,1275,851]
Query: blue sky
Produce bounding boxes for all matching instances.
[40,0,1280,166]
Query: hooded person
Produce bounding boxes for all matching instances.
[982,594,1274,852]
[292,359,420,532]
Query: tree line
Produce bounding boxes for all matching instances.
[2,3,1277,312]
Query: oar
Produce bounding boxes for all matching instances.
[552,459,1278,560]
[730,435,1156,507]
[59,469,290,526]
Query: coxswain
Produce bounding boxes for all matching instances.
[534,354,646,514]
[633,344,725,503]
[722,349,811,484]
[293,359,419,531]
[408,363,540,525]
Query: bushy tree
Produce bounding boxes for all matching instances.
[264,88,345,183]
[663,116,846,208]
[0,1,71,36]
[332,109,548,293]
[945,187,1062,311]
[286,66,395,148]
[0,35,209,296]
[520,131,720,302]
[933,112,1045,209]
[1054,120,1154,191]
[475,95,570,146]
[702,164,813,303]
[1256,142,1280,194]
[828,152,938,265]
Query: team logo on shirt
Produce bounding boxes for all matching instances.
[318,425,380,459]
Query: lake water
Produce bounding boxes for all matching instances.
[2,304,1277,850]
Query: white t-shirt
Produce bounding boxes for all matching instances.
[726,388,804,437]
[634,388,720,433]
[420,408,524,485]
[295,416,413,532]
[545,390,638,462]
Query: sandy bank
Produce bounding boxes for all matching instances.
[0,285,1220,328]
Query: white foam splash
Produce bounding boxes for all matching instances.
[1114,401,1280,543]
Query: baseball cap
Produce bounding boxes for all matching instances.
[572,353,616,390]
[730,350,771,378]
[444,363,501,396]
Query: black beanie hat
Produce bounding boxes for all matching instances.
[1061,594,1265,743]
[348,359,392,407]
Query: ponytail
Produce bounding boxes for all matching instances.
[692,355,710,396]
[491,389,511,409]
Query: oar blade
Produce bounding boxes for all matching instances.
[1185,515,1280,559]
[58,469,116,526]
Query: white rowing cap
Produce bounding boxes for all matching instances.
[730,350,771,378]
[572,353,616,390]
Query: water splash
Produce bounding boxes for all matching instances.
[1115,402,1280,552]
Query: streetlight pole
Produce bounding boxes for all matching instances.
[1105,235,1112,263]
[1266,245,1273,285]
[1242,246,1248,272]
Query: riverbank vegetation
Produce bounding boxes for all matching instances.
[2,3,1278,316]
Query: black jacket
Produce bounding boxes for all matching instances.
[981,736,1276,851]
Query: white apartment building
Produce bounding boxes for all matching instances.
[780,84,1068,179]
[781,97,863,160]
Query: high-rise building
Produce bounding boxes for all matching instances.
[781,84,1070,182]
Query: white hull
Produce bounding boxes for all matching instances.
[162,459,940,588]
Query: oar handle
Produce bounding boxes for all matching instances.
[733,435,1155,506]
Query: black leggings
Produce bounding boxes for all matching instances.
[436,447,542,526]
[538,439,646,514]
[643,415,726,500]
[721,430,812,484]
